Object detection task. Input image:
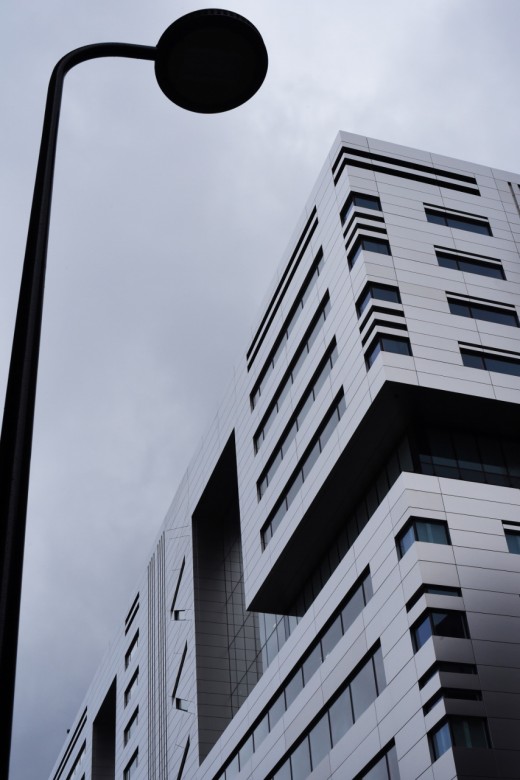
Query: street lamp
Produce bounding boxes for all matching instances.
[0,9,267,776]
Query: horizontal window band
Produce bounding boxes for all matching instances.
[361,319,408,347]
[342,209,385,238]
[459,342,520,359]
[247,209,318,368]
[435,246,503,265]
[358,303,404,331]
[256,339,338,496]
[252,291,330,426]
[345,224,388,254]
[261,389,346,547]
[332,144,478,185]
[250,249,324,404]
[53,709,88,780]
[334,156,480,195]
[447,292,516,311]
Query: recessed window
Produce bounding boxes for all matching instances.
[423,688,482,715]
[176,698,189,711]
[461,347,520,378]
[412,609,469,651]
[173,609,186,621]
[436,248,505,279]
[365,334,412,367]
[448,296,518,327]
[124,669,139,707]
[124,707,138,746]
[429,717,490,761]
[505,530,520,554]
[124,749,139,780]
[356,283,401,318]
[341,192,382,224]
[349,236,391,268]
[406,583,461,611]
[425,206,492,236]
[397,517,450,558]
[125,631,139,669]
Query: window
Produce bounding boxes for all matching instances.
[341,192,382,224]
[124,749,139,780]
[365,335,412,367]
[66,743,86,780]
[418,661,477,689]
[349,236,391,268]
[356,283,401,318]
[125,631,139,669]
[448,296,518,327]
[124,708,138,745]
[429,717,490,761]
[435,248,505,279]
[406,584,461,612]
[396,518,450,558]
[176,698,189,711]
[412,609,469,651]
[124,594,139,635]
[354,743,399,780]
[124,669,139,706]
[505,530,520,554]
[173,609,186,620]
[461,346,520,378]
[425,206,492,236]
[423,688,482,715]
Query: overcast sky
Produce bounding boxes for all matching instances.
[2,1,520,777]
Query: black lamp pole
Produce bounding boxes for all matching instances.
[0,11,267,777]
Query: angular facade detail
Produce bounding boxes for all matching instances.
[48,133,520,780]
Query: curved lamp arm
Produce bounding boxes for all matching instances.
[0,11,266,775]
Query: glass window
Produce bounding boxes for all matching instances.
[357,283,401,317]
[431,610,468,639]
[372,647,386,694]
[124,751,139,780]
[426,208,492,236]
[426,210,447,226]
[329,688,354,746]
[361,755,390,780]
[430,721,452,761]
[290,737,312,780]
[321,615,343,659]
[413,614,432,651]
[396,523,415,558]
[239,734,253,768]
[253,713,269,747]
[284,667,304,708]
[341,586,365,632]
[350,658,378,720]
[302,643,322,684]
[125,631,139,668]
[505,530,520,554]
[124,708,138,745]
[451,717,490,748]
[272,761,291,780]
[268,691,286,729]
[415,519,450,545]
[309,713,332,770]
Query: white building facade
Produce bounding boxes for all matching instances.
[49,133,520,780]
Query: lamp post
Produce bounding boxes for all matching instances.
[0,10,267,776]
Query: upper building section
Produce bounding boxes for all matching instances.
[237,131,520,612]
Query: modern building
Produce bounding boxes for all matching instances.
[48,133,520,780]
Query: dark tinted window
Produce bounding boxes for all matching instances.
[448,299,518,327]
[349,237,391,267]
[426,208,492,236]
[366,335,412,367]
[437,250,505,279]
[461,349,520,377]
[506,530,520,554]
[341,192,381,223]
[357,283,401,317]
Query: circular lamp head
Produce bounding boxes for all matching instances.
[155,9,268,114]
